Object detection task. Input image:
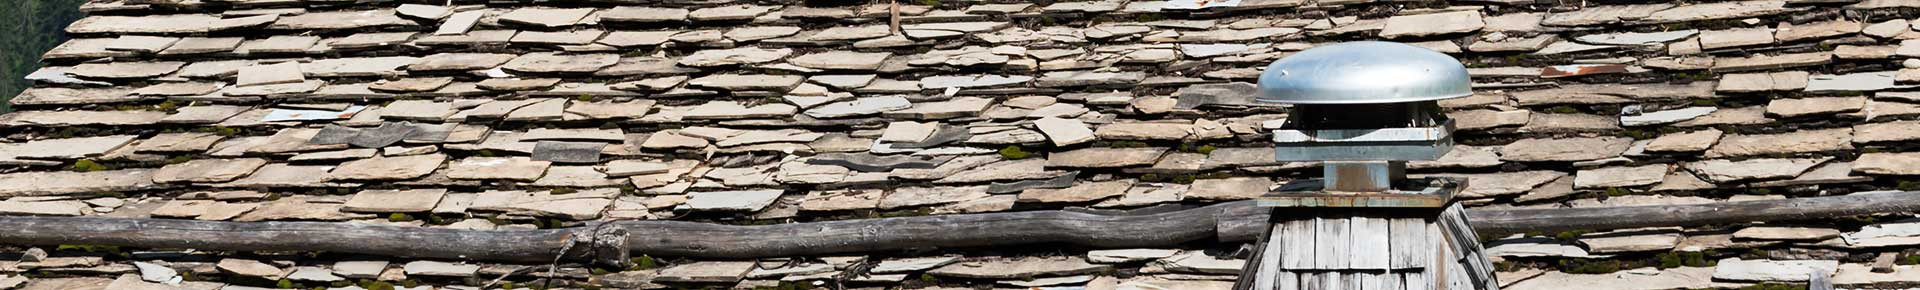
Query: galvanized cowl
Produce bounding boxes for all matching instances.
[1255,41,1473,104]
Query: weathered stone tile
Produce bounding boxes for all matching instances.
[271,9,411,30]
[1498,137,1634,162]
[1574,164,1669,189]
[688,74,804,91]
[1704,128,1852,158]
[927,257,1108,279]
[1806,71,1897,92]
[12,135,137,160]
[1854,152,1920,175]
[1183,177,1276,200]
[1717,71,1809,92]
[1047,147,1165,168]
[687,190,783,212]
[529,165,618,188]
[655,261,755,283]
[1677,106,1772,127]
[1579,229,1682,253]
[69,14,277,34]
[303,56,418,77]
[1541,4,1673,26]
[445,157,550,181]
[1711,52,1832,72]
[0,169,158,197]
[1642,1,1792,23]
[407,53,515,71]
[152,158,269,183]
[1699,27,1774,50]
[136,132,224,153]
[1775,20,1860,42]
[1712,258,1837,282]
[1018,180,1131,203]
[342,189,447,213]
[497,8,593,27]
[601,6,687,23]
[1646,129,1723,152]
[1687,158,1830,183]
[1379,11,1483,38]
[326,154,447,181]
[503,53,619,73]
[1422,171,1566,199]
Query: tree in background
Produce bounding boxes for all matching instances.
[1,0,89,112]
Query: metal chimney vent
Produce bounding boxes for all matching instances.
[1258,41,1472,192]
[1235,41,1499,290]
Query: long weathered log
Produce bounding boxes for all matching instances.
[3,191,1919,263]
[1463,191,1920,235]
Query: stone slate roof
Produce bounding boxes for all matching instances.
[10,0,1920,289]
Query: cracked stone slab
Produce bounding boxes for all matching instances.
[342,189,448,213]
[152,158,270,183]
[531,141,607,164]
[326,154,447,181]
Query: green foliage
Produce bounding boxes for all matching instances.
[1552,230,1590,241]
[1901,255,1920,265]
[575,94,597,102]
[918,273,939,283]
[630,255,659,270]
[0,0,89,112]
[56,244,119,253]
[167,155,193,164]
[387,213,415,222]
[1196,145,1216,154]
[276,279,295,289]
[1556,259,1622,274]
[915,0,942,7]
[198,126,241,136]
[359,281,395,290]
[69,159,106,172]
[551,188,579,194]
[1899,180,1920,191]
[999,145,1030,159]
[1604,187,1632,197]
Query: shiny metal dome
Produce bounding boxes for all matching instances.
[1256,41,1473,104]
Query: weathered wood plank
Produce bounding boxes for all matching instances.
[1401,271,1428,290]
[1317,271,1344,290]
[10,191,1920,265]
[1278,271,1300,290]
[1356,271,1387,290]
[1313,214,1352,269]
[1281,217,1318,269]
[1351,215,1391,270]
[1300,272,1324,290]
[1389,217,1429,269]
[1252,223,1285,290]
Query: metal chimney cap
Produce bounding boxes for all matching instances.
[1255,41,1473,105]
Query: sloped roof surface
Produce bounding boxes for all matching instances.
[7,0,1920,288]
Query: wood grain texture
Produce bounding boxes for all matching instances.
[1350,216,1390,270]
[1,191,1917,263]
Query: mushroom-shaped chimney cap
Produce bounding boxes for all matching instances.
[1256,41,1473,105]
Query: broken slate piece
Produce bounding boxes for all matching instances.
[348,122,417,148]
[531,141,606,164]
[890,125,971,149]
[987,171,1079,194]
[805,153,953,172]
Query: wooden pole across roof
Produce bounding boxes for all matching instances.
[2,191,1919,265]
